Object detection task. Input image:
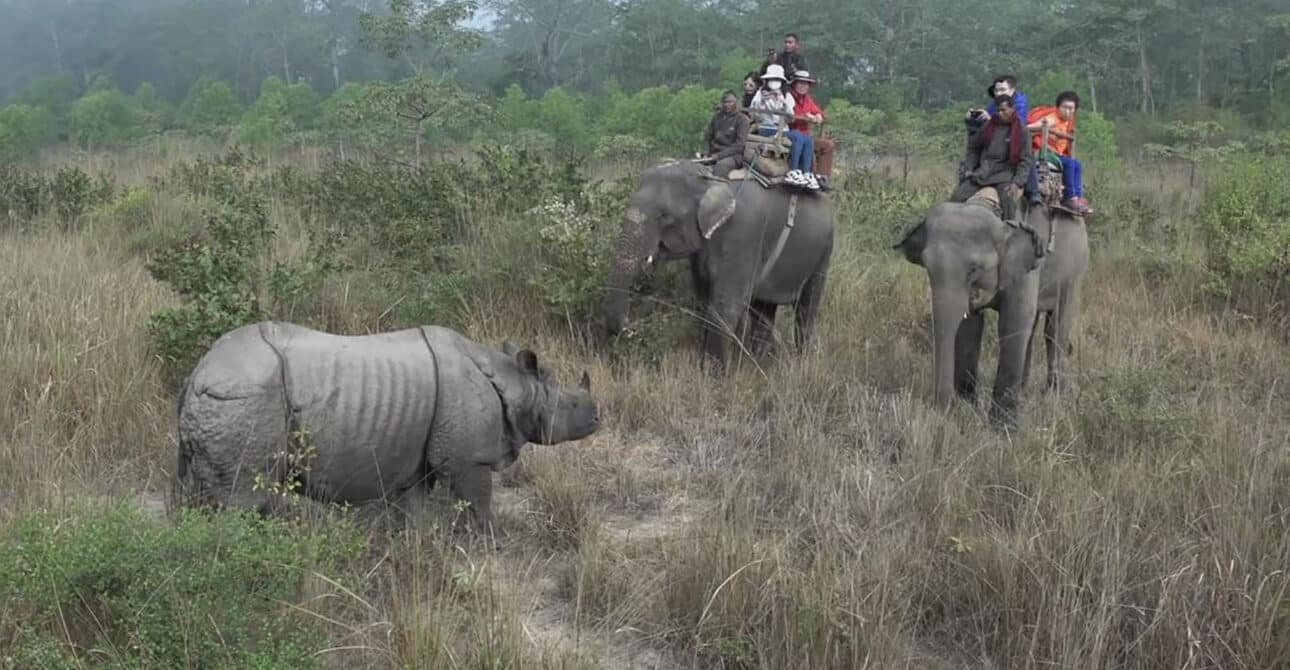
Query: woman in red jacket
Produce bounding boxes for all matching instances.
[789,71,832,191]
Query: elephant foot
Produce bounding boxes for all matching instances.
[987,396,1021,430]
[1046,374,1076,396]
[954,381,978,405]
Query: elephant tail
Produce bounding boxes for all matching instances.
[893,218,928,267]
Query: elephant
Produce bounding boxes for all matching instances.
[602,159,835,370]
[176,321,600,532]
[894,196,1089,425]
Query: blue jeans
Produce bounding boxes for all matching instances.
[757,128,814,173]
[1060,156,1083,198]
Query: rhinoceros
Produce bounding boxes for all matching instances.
[175,321,600,530]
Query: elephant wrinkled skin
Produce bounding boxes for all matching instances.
[602,160,835,371]
[176,321,600,532]
[896,200,1089,426]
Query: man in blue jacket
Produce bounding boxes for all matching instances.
[967,75,1028,131]
[967,75,1041,207]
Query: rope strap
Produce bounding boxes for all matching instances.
[756,193,799,285]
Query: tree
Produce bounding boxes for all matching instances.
[354,0,485,166]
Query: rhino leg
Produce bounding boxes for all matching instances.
[446,463,494,534]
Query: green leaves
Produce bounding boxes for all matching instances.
[358,0,482,73]
[0,501,365,669]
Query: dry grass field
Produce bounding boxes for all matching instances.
[1,143,1288,669]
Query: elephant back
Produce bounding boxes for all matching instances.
[743,135,790,178]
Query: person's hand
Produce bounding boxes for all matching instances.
[1006,183,1023,200]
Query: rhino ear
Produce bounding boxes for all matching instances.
[516,350,539,374]
[501,340,522,355]
[579,371,591,391]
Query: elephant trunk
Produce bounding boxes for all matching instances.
[603,206,657,336]
[930,280,970,410]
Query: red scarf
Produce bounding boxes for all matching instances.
[981,114,1024,165]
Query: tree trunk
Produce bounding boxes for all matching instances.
[414,118,423,168]
[49,22,64,72]
[1196,38,1205,104]
[330,37,342,90]
[1137,24,1154,117]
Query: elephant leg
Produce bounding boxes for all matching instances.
[1019,312,1042,393]
[747,300,778,357]
[702,275,756,374]
[689,255,715,360]
[953,311,985,402]
[793,264,829,354]
[1046,285,1080,393]
[990,289,1039,427]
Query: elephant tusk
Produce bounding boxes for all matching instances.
[646,254,654,265]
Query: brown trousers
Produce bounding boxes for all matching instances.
[813,136,835,176]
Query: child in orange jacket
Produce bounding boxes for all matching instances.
[1027,91,1092,215]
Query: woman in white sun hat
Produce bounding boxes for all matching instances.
[749,64,818,190]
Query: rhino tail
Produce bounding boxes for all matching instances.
[176,374,193,481]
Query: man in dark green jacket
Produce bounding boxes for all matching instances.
[704,91,750,178]
[951,93,1035,224]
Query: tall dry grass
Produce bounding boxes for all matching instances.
[1,145,1288,669]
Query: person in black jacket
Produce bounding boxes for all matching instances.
[759,33,809,79]
[950,94,1035,225]
[704,91,750,178]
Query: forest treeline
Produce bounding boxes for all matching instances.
[0,0,1287,162]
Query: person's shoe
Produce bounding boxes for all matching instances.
[787,170,805,185]
[804,173,821,191]
[816,175,832,191]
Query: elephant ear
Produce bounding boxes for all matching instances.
[998,209,1045,292]
[698,182,737,240]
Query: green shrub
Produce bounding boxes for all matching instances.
[0,165,51,225]
[1199,155,1290,299]
[179,76,243,135]
[145,149,342,384]
[0,164,114,229]
[527,195,613,320]
[15,74,81,128]
[67,89,143,149]
[0,104,57,160]
[0,501,364,669]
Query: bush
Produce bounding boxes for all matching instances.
[1199,155,1290,299]
[0,104,57,160]
[526,195,614,320]
[0,164,114,229]
[67,89,143,149]
[179,76,243,135]
[0,501,364,668]
[145,149,342,384]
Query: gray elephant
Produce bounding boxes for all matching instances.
[176,321,600,531]
[602,159,835,370]
[895,197,1089,425]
